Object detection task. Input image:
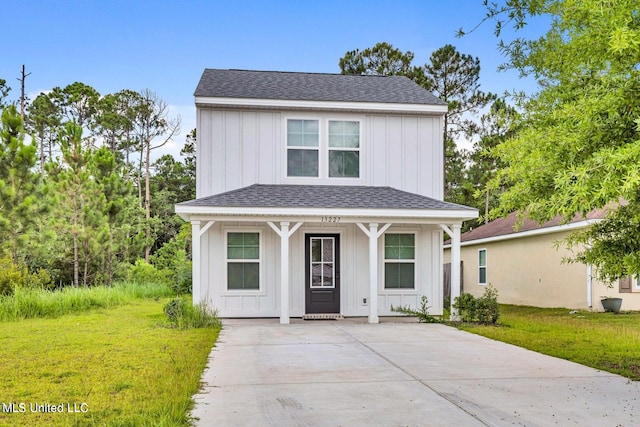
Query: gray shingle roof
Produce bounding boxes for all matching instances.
[458,209,608,243]
[178,184,474,211]
[194,69,446,106]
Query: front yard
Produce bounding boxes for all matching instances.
[0,299,219,427]
[456,304,640,380]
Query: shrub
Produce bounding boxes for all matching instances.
[128,260,170,286]
[0,257,23,295]
[476,285,500,324]
[0,256,54,295]
[150,223,193,295]
[453,285,500,324]
[163,297,221,329]
[391,295,440,323]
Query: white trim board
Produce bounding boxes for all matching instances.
[195,96,448,115]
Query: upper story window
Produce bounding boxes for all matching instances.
[287,119,319,177]
[328,121,360,178]
[286,118,360,179]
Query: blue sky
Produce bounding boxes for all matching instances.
[2,0,547,156]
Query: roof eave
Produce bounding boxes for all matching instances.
[194,96,448,115]
[443,218,603,248]
[176,205,478,223]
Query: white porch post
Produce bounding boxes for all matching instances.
[450,224,462,317]
[191,220,215,306]
[268,221,303,324]
[191,220,201,305]
[280,222,290,324]
[357,222,392,324]
[440,223,462,318]
[368,223,379,324]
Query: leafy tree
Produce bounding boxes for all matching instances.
[471,0,640,282]
[339,42,415,76]
[466,98,520,224]
[149,154,193,252]
[131,89,181,262]
[0,79,10,110]
[339,43,495,204]
[91,146,140,285]
[45,122,98,287]
[181,128,196,189]
[50,82,100,134]
[416,44,496,203]
[0,106,42,263]
[94,89,139,164]
[27,92,62,171]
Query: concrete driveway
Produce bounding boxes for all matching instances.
[191,319,640,426]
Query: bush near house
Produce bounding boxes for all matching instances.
[453,285,500,324]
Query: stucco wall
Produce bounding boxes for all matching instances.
[444,230,640,311]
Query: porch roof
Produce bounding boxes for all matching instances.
[176,184,478,223]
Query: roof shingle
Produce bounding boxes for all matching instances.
[194,69,446,106]
[178,184,474,211]
[459,209,609,243]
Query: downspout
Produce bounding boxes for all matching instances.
[586,264,592,308]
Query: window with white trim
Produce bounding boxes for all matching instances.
[227,232,260,290]
[384,233,415,289]
[328,120,360,177]
[286,118,360,178]
[287,119,319,177]
[478,249,487,285]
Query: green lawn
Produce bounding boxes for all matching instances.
[0,299,219,427]
[455,304,640,380]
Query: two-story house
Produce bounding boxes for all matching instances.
[176,69,478,324]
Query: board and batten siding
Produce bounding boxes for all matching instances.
[202,223,445,318]
[196,108,443,198]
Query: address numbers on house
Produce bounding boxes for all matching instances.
[321,216,341,223]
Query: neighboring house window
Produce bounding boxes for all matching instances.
[384,233,415,289]
[478,249,487,285]
[328,120,359,177]
[287,119,319,177]
[227,232,260,290]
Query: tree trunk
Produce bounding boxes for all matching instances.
[73,192,79,288]
[145,135,151,263]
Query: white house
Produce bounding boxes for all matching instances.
[176,69,478,324]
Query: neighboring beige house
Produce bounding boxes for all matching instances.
[444,210,640,311]
[176,69,478,324]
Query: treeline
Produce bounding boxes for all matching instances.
[340,42,520,229]
[0,79,194,291]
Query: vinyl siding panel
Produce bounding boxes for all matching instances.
[196,108,442,198]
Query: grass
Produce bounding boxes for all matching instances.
[454,304,640,380]
[0,298,220,426]
[0,282,174,321]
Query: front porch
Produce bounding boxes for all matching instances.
[176,184,478,324]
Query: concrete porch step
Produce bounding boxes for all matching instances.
[302,313,344,320]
